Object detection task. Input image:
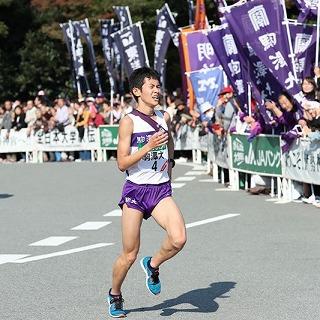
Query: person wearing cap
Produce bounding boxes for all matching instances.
[86,96,97,126]
[215,85,240,133]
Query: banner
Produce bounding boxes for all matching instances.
[194,0,208,30]
[186,30,220,71]
[99,125,119,149]
[188,67,224,115]
[224,0,305,106]
[207,24,249,111]
[60,22,89,95]
[73,19,102,93]
[231,133,282,175]
[111,22,149,77]
[113,6,132,28]
[283,137,320,184]
[289,21,317,80]
[100,19,116,93]
[295,0,319,22]
[154,4,179,76]
[187,0,195,25]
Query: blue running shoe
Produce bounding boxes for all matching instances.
[107,289,126,318]
[140,256,161,295]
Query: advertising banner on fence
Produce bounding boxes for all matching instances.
[231,134,282,176]
[282,138,320,184]
[213,134,229,169]
[99,125,119,149]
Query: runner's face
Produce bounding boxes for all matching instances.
[139,77,161,107]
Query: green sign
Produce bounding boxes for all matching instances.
[99,125,119,149]
[231,134,282,176]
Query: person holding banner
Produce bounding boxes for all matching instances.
[107,67,186,318]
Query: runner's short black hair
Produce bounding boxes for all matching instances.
[129,67,160,101]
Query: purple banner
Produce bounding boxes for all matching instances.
[295,0,318,22]
[224,0,305,106]
[289,21,317,79]
[186,30,220,71]
[113,6,132,28]
[73,19,102,93]
[154,4,179,76]
[207,25,248,111]
[111,22,149,77]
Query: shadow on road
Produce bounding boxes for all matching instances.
[127,281,236,316]
[0,193,13,199]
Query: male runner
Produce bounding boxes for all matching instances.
[107,67,187,318]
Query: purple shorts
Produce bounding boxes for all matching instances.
[118,180,172,220]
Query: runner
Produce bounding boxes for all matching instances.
[107,67,187,318]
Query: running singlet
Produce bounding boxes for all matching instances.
[126,110,169,185]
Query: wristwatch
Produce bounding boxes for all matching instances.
[169,159,176,168]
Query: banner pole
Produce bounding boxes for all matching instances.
[280,0,298,81]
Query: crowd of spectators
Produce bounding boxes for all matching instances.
[0,91,135,162]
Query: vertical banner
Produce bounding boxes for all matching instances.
[154,4,179,78]
[113,6,132,28]
[207,24,249,111]
[187,0,195,25]
[100,19,116,94]
[73,19,102,93]
[111,22,149,77]
[289,21,317,80]
[295,0,319,22]
[188,67,224,115]
[60,22,89,96]
[194,0,208,30]
[224,0,305,105]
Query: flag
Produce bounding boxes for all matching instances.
[100,19,116,93]
[187,0,195,25]
[207,24,249,111]
[111,22,149,77]
[113,6,132,28]
[154,4,179,77]
[194,0,208,30]
[60,22,90,95]
[73,19,102,93]
[188,67,224,116]
[224,0,305,106]
[295,0,319,22]
[289,21,317,79]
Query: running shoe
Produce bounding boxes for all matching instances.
[140,256,161,295]
[107,289,126,318]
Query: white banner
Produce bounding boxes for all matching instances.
[282,138,320,184]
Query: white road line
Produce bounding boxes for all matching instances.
[185,171,206,176]
[186,214,240,229]
[104,209,122,217]
[171,183,186,189]
[174,176,196,182]
[199,179,215,183]
[29,236,78,247]
[192,166,207,171]
[0,254,30,265]
[71,221,112,230]
[265,198,279,202]
[11,243,114,264]
[215,188,238,192]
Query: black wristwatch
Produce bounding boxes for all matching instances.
[169,159,176,168]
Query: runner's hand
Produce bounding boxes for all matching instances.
[147,131,168,149]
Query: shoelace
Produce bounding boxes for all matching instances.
[150,269,160,284]
[110,296,124,310]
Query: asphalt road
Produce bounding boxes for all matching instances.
[1,161,320,320]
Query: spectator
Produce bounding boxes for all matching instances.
[55,95,69,132]
[25,100,37,130]
[12,105,27,131]
[166,93,177,121]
